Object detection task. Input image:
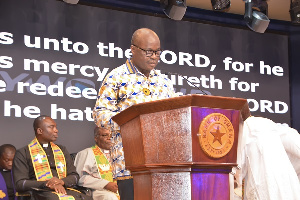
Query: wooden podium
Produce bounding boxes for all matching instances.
[112,94,250,200]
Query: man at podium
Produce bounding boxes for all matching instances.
[93,28,178,200]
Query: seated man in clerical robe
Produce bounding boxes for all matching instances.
[74,127,119,200]
[12,115,92,200]
[0,144,16,200]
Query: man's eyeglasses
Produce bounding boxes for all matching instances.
[132,44,162,57]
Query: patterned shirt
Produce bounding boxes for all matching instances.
[93,59,178,179]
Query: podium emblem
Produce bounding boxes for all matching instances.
[198,113,234,158]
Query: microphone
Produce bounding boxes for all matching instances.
[166,72,208,95]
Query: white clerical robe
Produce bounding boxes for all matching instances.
[234,116,300,200]
[74,147,118,200]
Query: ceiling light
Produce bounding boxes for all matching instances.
[160,0,187,20]
[244,0,270,33]
[211,0,231,12]
[290,0,300,24]
[63,0,79,4]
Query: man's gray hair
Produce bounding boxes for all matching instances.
[94,126,110,138]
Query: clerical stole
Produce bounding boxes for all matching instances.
[0,172,8,200]
[28,138,67,180]
[91,145,113,182]
[28,138,74,200]
[51,192,75,200]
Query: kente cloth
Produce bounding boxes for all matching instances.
[28,138,74,200]
[30,188,92,200]
[74,147,119,200]
[92,145,120,200]
[235,116,300,200]
[91,145,113,182]
[28,137,67,181]
[51,192,75,200]
[93,58,178,179]
[0,171,8,200]
[13,140,83,199]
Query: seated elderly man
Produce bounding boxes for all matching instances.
[234,116,300,200]
[12,115,92,200]
[0,144,16,200]
[74,127,119,200]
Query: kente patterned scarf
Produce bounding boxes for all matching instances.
[28,137,74,200]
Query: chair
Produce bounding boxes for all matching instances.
[15,152,92,199]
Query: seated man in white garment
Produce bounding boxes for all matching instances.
[234,116,300,200]
[74,127,119,200]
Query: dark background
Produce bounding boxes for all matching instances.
[0,0,298,153]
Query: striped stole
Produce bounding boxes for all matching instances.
[91,145,120,199]
[28,138,74,200]
[91,145,113,182]
[51,192,75,200]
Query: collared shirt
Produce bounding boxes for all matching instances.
[74,147,113,190]
[93,59,178,179]
[101,149,111,162]
[13,143,79,192]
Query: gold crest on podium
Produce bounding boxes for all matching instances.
[198,113,234,158]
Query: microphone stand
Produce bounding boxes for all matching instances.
[167,72,208,95]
